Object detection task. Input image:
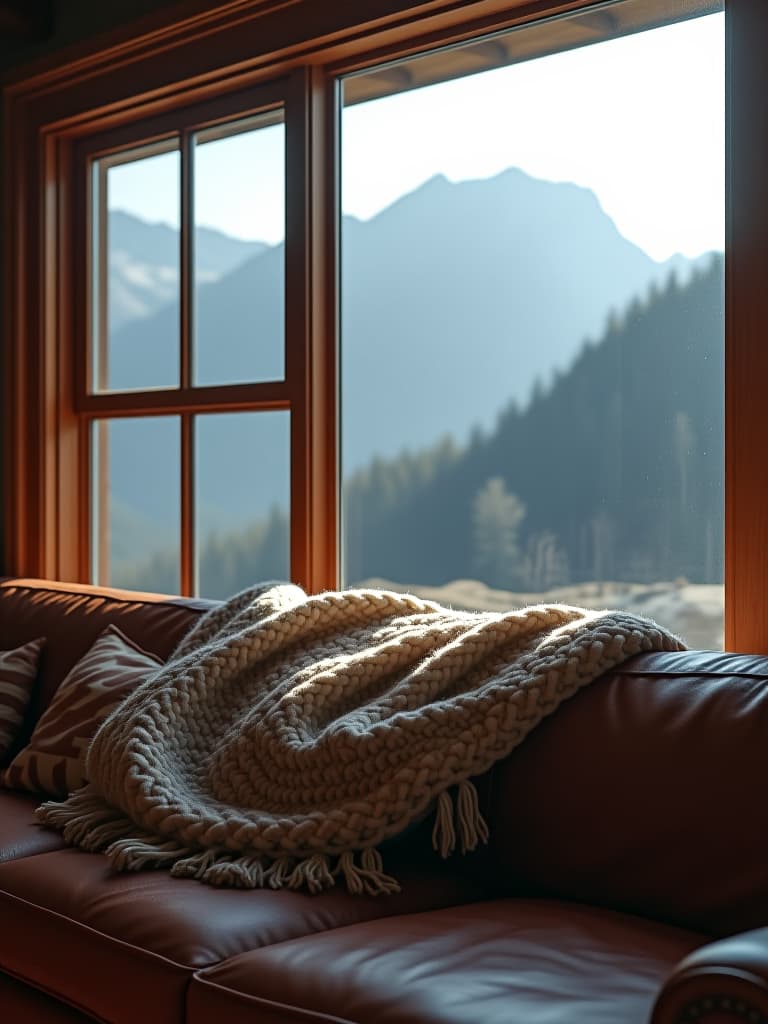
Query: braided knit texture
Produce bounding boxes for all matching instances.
[37,582,684,895]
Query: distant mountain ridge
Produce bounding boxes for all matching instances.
[341,168,707,470]
[107,209,266,330]
[114,255,725,597]
[103,168,717,546]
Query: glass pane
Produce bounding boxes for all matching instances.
[340,4,725,650]
[195,411,290,598]
[193,112,285,386]
[92,145,180,391]
[91,417,180,592]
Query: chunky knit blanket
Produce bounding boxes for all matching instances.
[38,583,684,895]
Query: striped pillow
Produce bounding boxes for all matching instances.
[0,638,45,762]
[4,625,162,798]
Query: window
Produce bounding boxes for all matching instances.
[4,0,768,652]
[340,3,725,648]
[77,86,295,597]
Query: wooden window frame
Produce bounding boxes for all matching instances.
[3,0,767,650]
[74,76,301,594]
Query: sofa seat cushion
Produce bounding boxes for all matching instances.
[0,847,487,1024]
[0,971,95,1024]
[0,790,65,862]
[187,899,705,1024]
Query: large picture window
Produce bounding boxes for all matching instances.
[340,1,724,647]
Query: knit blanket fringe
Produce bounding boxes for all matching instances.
[39,777,487,895]
[36,583,684,895]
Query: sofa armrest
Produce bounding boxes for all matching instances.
[652,928,768,1023]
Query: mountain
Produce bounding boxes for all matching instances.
[102,168,713,551]
[343,255,725,589]
[114,255,724,598]
[341,170,705,472]
[107,210,266,330]
[105,225,282,390]
[107,170,706,445]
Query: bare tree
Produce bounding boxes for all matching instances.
[472,477,526,589]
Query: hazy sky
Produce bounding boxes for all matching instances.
[109,12,724,262]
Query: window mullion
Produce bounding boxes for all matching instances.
[92,163,111,586]
[180,131,195,595]
[180,129,194,390]
[95,162,109,393]
[285,67,339,594]
[180,413,195,596]
[93,421,111,586]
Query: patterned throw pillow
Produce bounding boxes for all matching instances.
[4,625,162,798]
[0,638,45,762]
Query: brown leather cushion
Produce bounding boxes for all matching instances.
[187,899,705,1024]
[4,626,162,797]
[0,638,44,762]
[0,578,213,748]
[0,790,65,863]
[0,972,94,1024]
[0,847,488,1024]
[468,648,768,937]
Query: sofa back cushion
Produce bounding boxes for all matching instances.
[471,648,768,937]
[0,578,214,749]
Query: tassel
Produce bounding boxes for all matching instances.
[237,856,266,888]
[331,849,401,896]
[285,858,310,891]
[264,855,294,889]
[286,855,336,892]
[106,836,189,872]
[171,848,222,880]
[431,789,457,858]
[335,850,364,895]
[302,853,336,894]
[36,789,116,832]
[456,780,490,853]
[360,847,384,873]
[358,848,401,896]
[201,855,265,889]
[37,789,139,853]
[67,815,137,852]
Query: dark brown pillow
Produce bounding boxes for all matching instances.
[0,638,45,763]
[4,625,161,798]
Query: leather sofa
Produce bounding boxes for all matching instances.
[1,576,768,1024]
